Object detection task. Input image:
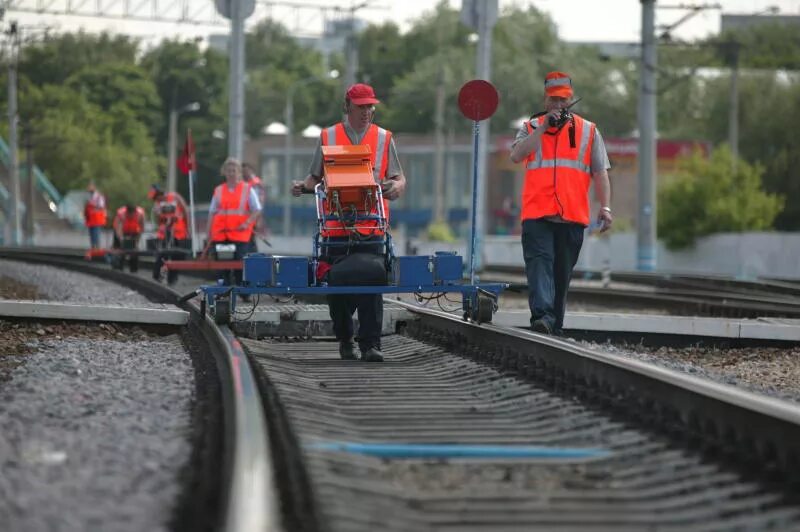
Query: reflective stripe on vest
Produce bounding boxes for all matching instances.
[320,122,391,237]
[325,125,337,146]
[521,114,595,226]
[210,182,253,242]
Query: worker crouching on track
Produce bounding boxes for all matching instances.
[203,157,262,286]
[149,184,191,285]
[292,83,407,363]
[111,204,146,272]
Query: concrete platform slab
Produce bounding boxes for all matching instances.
[0,300,188,325]
[494,310,800,342]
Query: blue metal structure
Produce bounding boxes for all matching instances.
[195,178,506,325]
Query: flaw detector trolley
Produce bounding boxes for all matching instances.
[189,80,507,326]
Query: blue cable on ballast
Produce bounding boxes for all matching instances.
[306,441,610,459]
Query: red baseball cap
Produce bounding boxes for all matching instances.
[346,83,380,105]
[544,71,573,98]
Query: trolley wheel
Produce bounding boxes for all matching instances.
[473,294,494,324]
[214,298,231,325]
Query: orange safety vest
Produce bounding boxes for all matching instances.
[114,206,145,235]
[210,181,254,243]
[155,192,189,240]
[320,122,391,237]
[521,113,596,226]
[85,192,107,227]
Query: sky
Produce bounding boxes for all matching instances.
[5,0,800,46]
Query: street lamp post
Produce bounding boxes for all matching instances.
[282,70,338,236]
[167,102,200,193]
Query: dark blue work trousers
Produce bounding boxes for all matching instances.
[323,237,384,352]
[521,219,584,333]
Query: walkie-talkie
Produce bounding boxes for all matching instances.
[548,97,583,128]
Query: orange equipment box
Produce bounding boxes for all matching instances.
[321,145,377,207]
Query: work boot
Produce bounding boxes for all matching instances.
[531,319,552,335]
[339,341,357,360]
[361,347,384,363]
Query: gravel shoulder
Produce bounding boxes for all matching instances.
[584,340,800,404]
[0,258,153,306]
[0,320,194,532]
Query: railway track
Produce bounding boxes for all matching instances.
[484,266,800,319]
[3,247,800,530]
[237,302,800,530]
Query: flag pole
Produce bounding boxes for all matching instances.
[188,169,198,258]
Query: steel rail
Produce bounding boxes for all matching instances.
[0,248,285,532]
[488,265,800,298]
[394,300,800,484]
[492,278,800,319]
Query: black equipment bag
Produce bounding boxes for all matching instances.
[327,252,387,286]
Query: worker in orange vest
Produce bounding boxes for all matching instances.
[243,162,269,243]
[510,71,613,336]
[83,182,107,249]
[203,157,262,286]
[291,83,407,362]
[111,204,145,272]
[148,184,191,283]
[148,184,190,245]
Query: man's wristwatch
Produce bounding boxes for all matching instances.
[601,206,612,214]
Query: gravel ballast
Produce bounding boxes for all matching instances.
[0,321,194,532]
[585,340,800,404]
[0,259,152,306]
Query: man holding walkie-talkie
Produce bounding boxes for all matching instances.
[510,71,613,336]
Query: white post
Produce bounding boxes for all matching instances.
[167,108,178,193]
[188,169,198,258]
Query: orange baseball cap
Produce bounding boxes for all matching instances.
[544,71,573,98]
[346,83,380,105]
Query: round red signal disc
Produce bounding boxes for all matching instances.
[458,80,499,121]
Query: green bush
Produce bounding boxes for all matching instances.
[426,221,456,242]
[657,146,784,250]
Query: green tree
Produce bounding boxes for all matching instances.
[18,32,139,87]
[244,20,338,139]
[66,62,162,137]
[140,41,229,194]
[658,146,783,249]
[21,85,161,210]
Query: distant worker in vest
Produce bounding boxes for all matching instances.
[243,162,268,242]
[111,203,146,272]
[83,182,107,250]
[291,83,406,363]
[148,184,191,284]
[204,157,262,285]
[510,71,613,336]
[242,162,264,200]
